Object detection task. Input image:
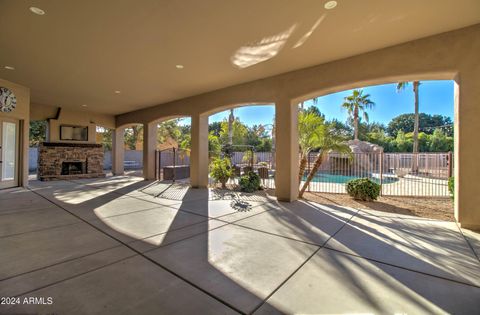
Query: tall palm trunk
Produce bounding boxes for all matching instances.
[299,152,325,198]
[298,153,308,183]
[353,106,359,140]
[412,81,420,173]
[228,109,234,145]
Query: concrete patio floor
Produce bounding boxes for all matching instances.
[1,176,479,314]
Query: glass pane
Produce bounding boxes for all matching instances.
[2,122,16,181]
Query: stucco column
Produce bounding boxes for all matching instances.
[275,99,299,201]
[190,113,209,188]
[111,127,125,176]
[455,74,480,230]
[142,122,157,180]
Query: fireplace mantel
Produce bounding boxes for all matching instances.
[42,142,103,148]
[37,142,105,181]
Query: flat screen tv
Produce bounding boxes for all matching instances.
[60,125,88,141]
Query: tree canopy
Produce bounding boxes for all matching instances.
[387,113,453,137]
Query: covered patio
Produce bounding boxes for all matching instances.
[2,0,480,313]
[1,175,479,314]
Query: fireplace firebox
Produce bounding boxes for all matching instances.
[61,161,87,175]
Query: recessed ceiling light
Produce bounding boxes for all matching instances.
[175,64,184,69]
[114,90,121,94]
[324,1,337,10]
[4,66,15,70]
[81,104,88,107]
[29,7,46,15]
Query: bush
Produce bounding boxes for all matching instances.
[209,157,232,189]
[346,178,380,201]
[448,177,454,200]
[239,171,261,193]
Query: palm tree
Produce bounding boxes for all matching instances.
[341,90,375,140]
[228,109,235,145]
[298,122,351,198]
[298,111,324,183]
[397,81,420,172]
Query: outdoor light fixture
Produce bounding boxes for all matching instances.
[324,1,337,10]
[4,66,15,70]
[114,90,121,94]
[29,7,46,15]
[175,64,184,69]
[81,104,88,107]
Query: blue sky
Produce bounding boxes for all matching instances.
[184,80,454,127]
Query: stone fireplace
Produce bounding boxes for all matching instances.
[38,142,105,181]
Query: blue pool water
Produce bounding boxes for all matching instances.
[303,173,398,184]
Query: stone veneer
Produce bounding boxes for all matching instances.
[38,142,105,181]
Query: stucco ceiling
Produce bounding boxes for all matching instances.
[1,0,479,115]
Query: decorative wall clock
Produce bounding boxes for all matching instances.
[0,87,17,112]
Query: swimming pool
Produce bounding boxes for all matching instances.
[303,173,398,184]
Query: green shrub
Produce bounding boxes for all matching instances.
[239,171,261,193]
[448,177,454,199]
[209,157,232,189]
[346,178,380,201]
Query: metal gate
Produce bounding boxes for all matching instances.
[155,148,191,182]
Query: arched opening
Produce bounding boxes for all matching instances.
[95,125,113,176]
[297,80,455,220]
[154,116,192,183]
[118,124,144,177]
[206,104,276,191]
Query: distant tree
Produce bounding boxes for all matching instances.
[358,122,387,141]
[179,134,190,151]
[208,122,222,136]
[96,127,112,151]
[364,129,394,152]
[387,113,453,137]
[299,97,319,111]
[245,124,272,151]
[157,119,181,144]
[219,119,248,148]
[341,90,375,140]
[29,120,47,146]
[429,128,453,152]
[124,125,143,150]
[393,131,413,152]
[255,138,272,152]
[327,119,352,138]
[303,106,324,118]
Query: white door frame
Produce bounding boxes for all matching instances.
[0,118,20,189]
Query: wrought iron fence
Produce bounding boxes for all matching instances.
[304,151,453,197]
[154,149,451,197]
[155,148,191,181]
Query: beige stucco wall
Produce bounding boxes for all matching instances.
[0,78,30,187]
[31,103,115,144]
[116,24,480,229]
